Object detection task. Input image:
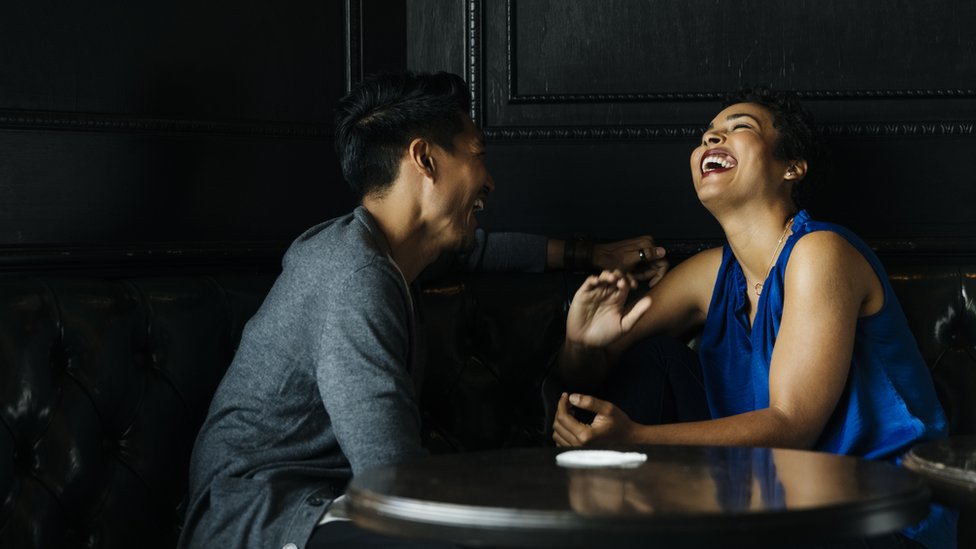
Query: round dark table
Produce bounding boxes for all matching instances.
[345,445,931,548]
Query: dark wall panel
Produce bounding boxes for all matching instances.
[0,130,346,245]
[0,2,344,123]
[513,1,976,97]
[480,140,717,240]
[0,1,412,271]
[813,135,976,240]
[485,0,976,128]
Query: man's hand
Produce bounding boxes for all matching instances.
[566,270,651,348]
[552,393,637,447]
[593,237,668,287]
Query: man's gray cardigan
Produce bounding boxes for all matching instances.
[178,207,545,549]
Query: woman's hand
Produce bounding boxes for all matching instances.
[566,270,651,348]
[593,237,668,287]
[552,392,637,447]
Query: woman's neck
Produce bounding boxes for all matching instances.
[718,206,797,287]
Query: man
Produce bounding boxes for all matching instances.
[179,72,665,549]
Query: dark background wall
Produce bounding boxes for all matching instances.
[410,0,976,261]
[1,0,973,273]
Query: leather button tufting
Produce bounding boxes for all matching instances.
[307,497,325,506]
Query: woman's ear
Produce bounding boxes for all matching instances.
[408,138,435,178]
[784,159,808,181]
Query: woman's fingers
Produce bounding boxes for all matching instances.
[622,295,652,332]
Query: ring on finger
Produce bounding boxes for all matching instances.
[638,248,647,262]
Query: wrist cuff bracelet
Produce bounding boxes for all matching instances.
[563,236,594,272]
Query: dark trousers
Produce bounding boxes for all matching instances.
[594,335,711,425]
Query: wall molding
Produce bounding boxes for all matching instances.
[507,89,976,104]
[652,238,976,262]
[344,0,363,93]
[466,0,483,125]
[483,121,976,140]
[0,243,288,275]
[0,110,330,139]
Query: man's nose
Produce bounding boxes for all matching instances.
[485,174,496,193]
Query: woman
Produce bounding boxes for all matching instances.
[552,89,954,548]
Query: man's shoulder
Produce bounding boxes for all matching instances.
[289,209,363,252]
[284,209,390,275]
[276,232,405,315]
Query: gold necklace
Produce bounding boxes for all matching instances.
[754,216,795,297]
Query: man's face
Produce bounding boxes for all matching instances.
[429,114,495,252]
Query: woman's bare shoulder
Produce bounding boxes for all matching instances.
[788,230,864,272]
[786,230,880,311]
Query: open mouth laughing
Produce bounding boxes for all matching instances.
[701,149,738,176]
[473,198,486,212]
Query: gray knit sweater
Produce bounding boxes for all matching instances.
[179,206,545,549]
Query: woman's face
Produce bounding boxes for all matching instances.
[689,102,793,206]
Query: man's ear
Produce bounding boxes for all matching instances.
[784,159,808,182]
[408,137,435,178]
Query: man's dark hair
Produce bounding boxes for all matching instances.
[723,87,828,208]
[335,72,471,199]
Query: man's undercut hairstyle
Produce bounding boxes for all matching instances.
[723,87,829,208]
[335,72,471,199]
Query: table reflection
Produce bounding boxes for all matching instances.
[566,446,860,517]
[567,458,718,516]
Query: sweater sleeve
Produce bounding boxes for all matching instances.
[312,262,426,474]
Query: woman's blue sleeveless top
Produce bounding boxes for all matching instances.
[698,209,954,548]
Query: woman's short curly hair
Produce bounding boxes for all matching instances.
[722,87,829,208]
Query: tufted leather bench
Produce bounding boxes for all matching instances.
[419,273,582,453]
[1,265,974,547]
[886,264,976,437]
[0,275,276,548]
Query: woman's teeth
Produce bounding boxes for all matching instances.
[702,154,737,173]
